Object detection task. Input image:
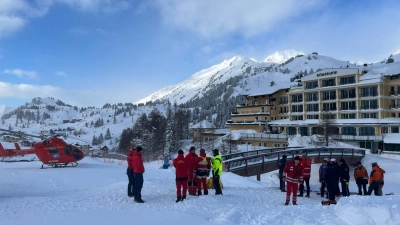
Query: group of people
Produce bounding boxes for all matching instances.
[126,146,145,203]
[173,146,223,203]
[279,154,386,205]
[126,146,223,204]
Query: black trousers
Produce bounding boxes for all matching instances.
[299,177,310,196]
[367,182,380,196]
[357,183,367,195]
[320,181,326,197]
[327,181,336,201]
[127,168,135,196]
[279,172,285,191]
[213,175,223,195]
[134,173,144,200]
[340,181,350,196]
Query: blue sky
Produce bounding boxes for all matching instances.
[0,0,399,108]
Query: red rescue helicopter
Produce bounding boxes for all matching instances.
[0,128,85,169]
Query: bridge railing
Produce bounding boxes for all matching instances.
[222,146,304,161]
[224,147,365,174]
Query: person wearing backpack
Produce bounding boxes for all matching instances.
[194,149,211,195]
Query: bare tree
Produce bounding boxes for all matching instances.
[319,111,339,147]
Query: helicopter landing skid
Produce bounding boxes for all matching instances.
[41,162,79,169]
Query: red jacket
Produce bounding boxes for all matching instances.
[185,152,198,174]
[283,161,303,184]
[195,152,211,178]
[173,154,188,180]
[301,158,311,178]
[127,152,134,169]
[133,151,145,173]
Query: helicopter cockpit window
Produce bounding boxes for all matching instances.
[64,147,72,156]
[71,145,81,153]
[48,148,58,154]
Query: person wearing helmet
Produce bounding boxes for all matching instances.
[319,158,329,198]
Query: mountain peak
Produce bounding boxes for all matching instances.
[264,50,305,64]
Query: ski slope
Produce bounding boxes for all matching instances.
[1,153,399,225]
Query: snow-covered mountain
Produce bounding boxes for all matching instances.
[136,51,354,105]
[263,49,305,63]
[0,105,14,117]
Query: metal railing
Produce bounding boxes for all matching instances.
[223,147,365,176]
[239,133,288,140]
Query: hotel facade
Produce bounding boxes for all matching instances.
[228,67,400,152]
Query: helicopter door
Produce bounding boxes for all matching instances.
[48,148,60,158]
[64,147,72,156]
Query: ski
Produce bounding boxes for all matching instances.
[386,192,394,195]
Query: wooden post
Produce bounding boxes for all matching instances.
[257,174,261,181]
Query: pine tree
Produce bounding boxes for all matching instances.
[105,128,111,140]
[98,133,104,144]
[92,135,98,145]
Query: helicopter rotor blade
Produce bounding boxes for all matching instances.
[0,128,44,139]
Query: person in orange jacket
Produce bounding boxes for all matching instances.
[353,161,369,195]
[126,147,135,197]
[367,162,383,196]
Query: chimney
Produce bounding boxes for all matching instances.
[270,81,275,86]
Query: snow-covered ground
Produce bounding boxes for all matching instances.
[1,153,399,225]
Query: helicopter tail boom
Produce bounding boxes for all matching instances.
[0,142,36,157]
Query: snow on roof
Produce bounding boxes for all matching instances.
[360,60,400,80]
[190,120,216,129]
[384,133,400,144]
[204,129,229,134]
[288,135,362,148]
[269,118,400,126]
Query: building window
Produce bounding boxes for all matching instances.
[322,103,337,111]
[381,127,389,134]
[287,127,297,135]
[255,116,259,122]
[340,101,356,110]
[274,144,280,147]
[359,127,375,135]
[292,116,303,121]
[392,127,399,133]
[307,115,319,119]
[322,79,336,87]
[241,142,245,145]
[291,105,303,113]
[342,127,356,135]
[361,100,378,109]
[341,113,356,119]
[299,127,309,136]
[305,81,318,89]
[361,113,377,118]
[258,143,262,146]
[306,92,319,102]
[291,94,303,103]
[340,76,355,85]
[252,99,258,105]
[306,104,319,112]
[360,86,377,97]
[263,143,267,147]
[391,113,395,117]
[322,91,336,100]
[247,142,251,145]
[279,97,288,104]
[340,89,356,99]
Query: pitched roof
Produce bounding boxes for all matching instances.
[190,120,216,129]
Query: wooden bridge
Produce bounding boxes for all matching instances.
[222,147,365,180]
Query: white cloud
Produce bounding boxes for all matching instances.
[54,71,67,76]
[154,0,321,39]
[0,0,131,38]
[3,69,38,79]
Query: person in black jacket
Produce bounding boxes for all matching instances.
[279,155,287,192]
[325,160,338,202]
[331,158,341,196]
[338,159,350,196]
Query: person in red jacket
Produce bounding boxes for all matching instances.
[173,150,188,202]
[185,146,198,195]
[282,156,303,205]
[194,149,211,196]
[298,155,311,197]
[126,147,135,197]
[133,146,145,203]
